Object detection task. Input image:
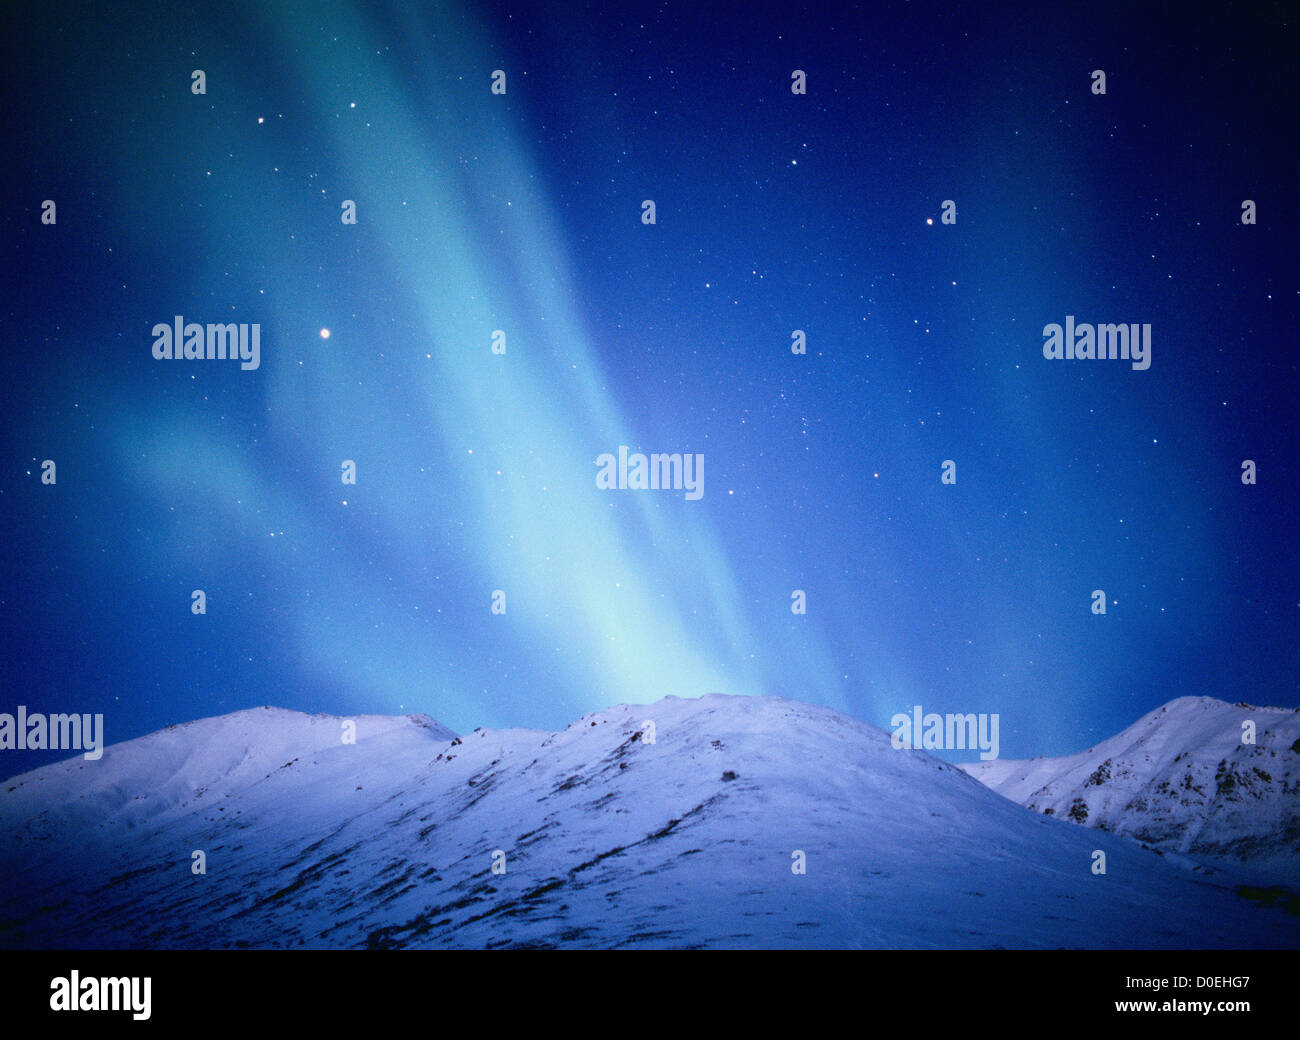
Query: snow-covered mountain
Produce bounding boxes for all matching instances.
[1,695,1296,949]
[962,697,1300,883]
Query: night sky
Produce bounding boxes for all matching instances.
[2,1,1295,779]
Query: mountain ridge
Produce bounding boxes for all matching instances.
[2,693,1295,949]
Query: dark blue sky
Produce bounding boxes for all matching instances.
[2,0,1295,779]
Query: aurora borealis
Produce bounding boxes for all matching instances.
[1,0,1294,778]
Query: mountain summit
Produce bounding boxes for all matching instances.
[962,696,1299,883]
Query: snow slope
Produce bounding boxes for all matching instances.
[962,697,1300,883]
[1,695,1296,949]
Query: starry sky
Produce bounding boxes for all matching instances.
[1,0,1295,779]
